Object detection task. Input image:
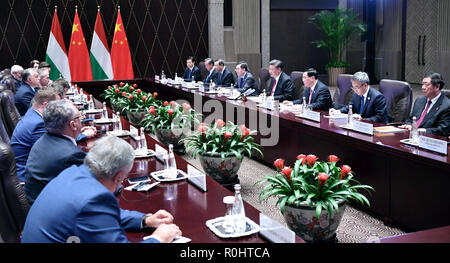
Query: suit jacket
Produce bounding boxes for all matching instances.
[216,67,235,87]
[266,72,294,102]
[21,164,159,243]
[340,87,389,124]
[292,80,333,111]
[204,68,219,84]
[182,66,202,82]
[406,93,450,136]
[14,83,36,116]
[24,132,86,204]
[234,72,260,96]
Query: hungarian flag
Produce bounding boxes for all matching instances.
[90,9,114,80]
[68,9,93,82]
[111,9,134,79]
[45,7,71,82]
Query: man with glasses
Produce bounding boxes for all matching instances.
[330,71,388,123]
[400,72,450,136]
[233,62,259,96]
[24,100,87,204]
[15,68,40,116]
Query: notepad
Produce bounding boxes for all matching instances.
[374,126,405,133]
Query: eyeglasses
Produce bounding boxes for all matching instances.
[72,114,85,121]
[352,85,363,90]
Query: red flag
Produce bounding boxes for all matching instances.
[111,9,134,79]
[68,8,93,82]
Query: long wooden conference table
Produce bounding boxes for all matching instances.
[76,96,304,243]
[78,78,450,232]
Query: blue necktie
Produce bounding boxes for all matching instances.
[359,96,365,115]
[240,77,244,88]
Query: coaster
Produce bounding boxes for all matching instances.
[150,169,188,182]
[134,149,156,158]
[205,216,260,238]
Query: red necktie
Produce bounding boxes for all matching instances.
[308,89,313,104]
[270,79,277,96]
[416,100,432,127]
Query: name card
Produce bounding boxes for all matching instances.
[187,164,207,192]
[129,125,139,141]
[352,121,373,136]
[155,75,160,81]
[154,144,168,163]
[259,213,295,243]
[419,136,448,155]
[303,110,321,122]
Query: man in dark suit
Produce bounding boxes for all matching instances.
[15,68,40,116]
[10,65,23,92]
[331,72,388,123]
[214,59,235,87]
[400,72,450,136]
[203,58,219,84]
[24,100,87,204]
[288,68,332,111]
[233,61,259,96]
[265,59,294,101]
[22,136,181,243]
[182,56,202,82]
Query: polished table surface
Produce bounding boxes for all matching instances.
[378,225,450,243]
[76,97,304,243]
[77,78,450,232]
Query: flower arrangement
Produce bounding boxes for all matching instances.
[183,120,263,161]
[257,154,374,219]
[141,101,201,133]
[102,82,160,113]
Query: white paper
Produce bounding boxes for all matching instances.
[419,136,448,155]
[259,213,295,243]
[154,144,168,162]
[352,121,373,136]
[129,125,139,140]
[324,113,348,119]
[296,110,321,122]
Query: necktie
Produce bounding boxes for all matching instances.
[270,79,277,96]
[219,72,223,84]
[188,69,192,79]
[359,96,365,115]
[308,89,313,104]
[240,77,244,88]
[416,100,432,127]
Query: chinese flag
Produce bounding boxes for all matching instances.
[68,9,93,82]
[111,9,134,79]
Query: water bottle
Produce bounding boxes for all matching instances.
[262,89,266,102]
[302,96,307,113]
[88,95,94,110]
[175,72,178,82]
[102,102,108,119]
[74,84,78,96]
[140,127,147,153]
[79,88,84,103]
[161,70,166,80]
[410,116,419,143]
[168,144,177,179]
[229,83,233,97]
[347,105,353,127]
[116,112,122,130]
[232,184,246,233]
[223,196,235,233]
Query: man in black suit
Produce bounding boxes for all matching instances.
[24,99,87,204]
[214,59,235,87]
[330,71,388,123]
[233,61,259,96]
[15,68,40,116]
[203,58,219,84]
[182,56,201,82]
[264,59,294,101]
[286,68,332,111]
[400,73,450,136]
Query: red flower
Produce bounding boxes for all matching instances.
[281,167,292,184]
[128,95,134,101]
[224,131,232,143]
[198,126,207,133]
[136,89,142,95]
[328,155,339,163]
[296,154,307,165]
[306,154,318,166]
[129,87,134,92]
[115,89,120,94]
[168,109,174,118]
[163,101,169,106]
[199,123,207,127]
[133,84,137,88]
[182,103,191,112]
[119,82,124,87]
[240,128,250,141]
[318,172,329,186]
[113,84,118,88]
[273,158,285,170]
[108,86,112,89]
[142,96,147,102]
[122,92,127,96]
[216,119,225,129]
[153,92,158,98]
[149,106,156,116]
[170,101,176,107]
[340,165,352,180]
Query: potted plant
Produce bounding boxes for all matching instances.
[141,101,200,153]
[257,154,374,242]
[102,82,137,113]
[183,120,263,189]
[115,85,160,126]
[309,7,366,86]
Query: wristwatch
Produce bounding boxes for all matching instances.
[141,213,153,229]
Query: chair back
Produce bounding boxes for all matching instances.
[290,71,304,100]
[442,89,450,99]
[1,90,21,137]
[198,62,208,81]
[333,74,354,108]
[379,79,413,123]
[258,68,270,93]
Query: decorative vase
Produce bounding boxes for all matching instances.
[327,67,346,87]
[198,152,242,190]
[283,200,346,243]
[155,128,186,154]
[126,111,147,126]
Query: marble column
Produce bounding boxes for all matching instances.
[261,0,270,68]
[208,0,225,59]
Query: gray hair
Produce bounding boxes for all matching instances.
[43,99,76,134]
[49,82,66,98]
[21,68,36,83]
[351,71,370,85]
[37,67,49,77]
[11,65,23,73]
[84,136,135,180]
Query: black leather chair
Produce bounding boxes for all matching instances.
[290,71,304,101]
[442,89,450,99]
[0,141,30,242]
[333,74,354,109]
[0,101,10,144]
[198,61,208,81]
[379,79,413,123]
[2,77,16,94]
[1,90,21,137]
[258,68,270,94]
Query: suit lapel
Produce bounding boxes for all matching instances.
[360,88,373,116]
[420,94,443,127]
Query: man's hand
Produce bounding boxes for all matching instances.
[149,224,182,243]
[145,210,174,228]
[399,124,412,130]
[81,126,97,138]
[352,114,362,121]
[282,100,293,106]
[329,108,340,115]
